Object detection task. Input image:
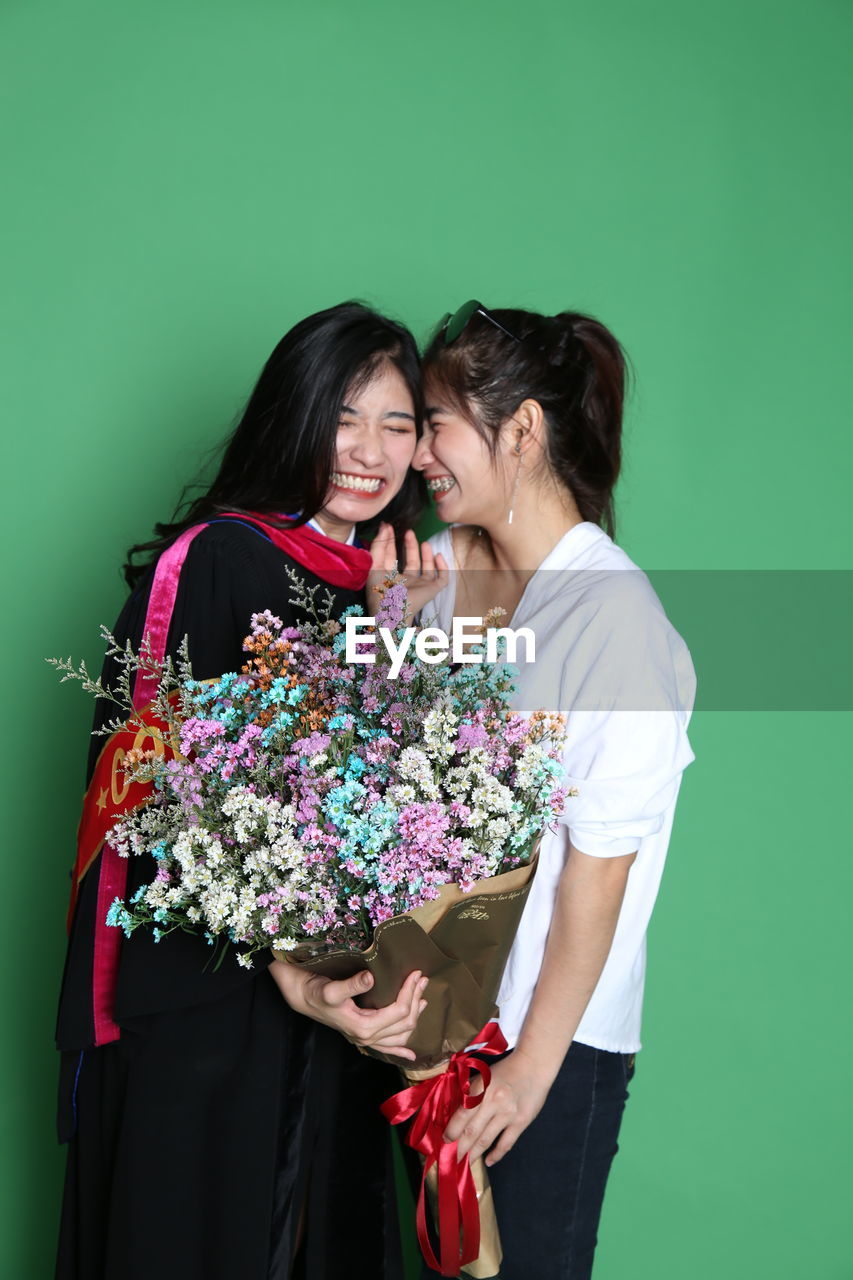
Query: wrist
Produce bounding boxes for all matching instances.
[510,1039,564,1091]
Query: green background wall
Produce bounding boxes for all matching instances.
[2,1,850,1275]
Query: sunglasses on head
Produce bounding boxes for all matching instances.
[440,299,522,346]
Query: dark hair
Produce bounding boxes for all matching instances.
[423,307,627,537]
[124,301,426,587]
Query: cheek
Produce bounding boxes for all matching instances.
[435,430,470,478]
[387,433,418,475]
[332,428,349,466]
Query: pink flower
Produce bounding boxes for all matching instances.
[455,724,489,751]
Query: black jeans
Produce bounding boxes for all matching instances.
[420,1041,635,1280]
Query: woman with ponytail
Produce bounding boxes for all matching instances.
[412,302,696,1279]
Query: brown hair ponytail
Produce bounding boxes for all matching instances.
[423,306,627,537]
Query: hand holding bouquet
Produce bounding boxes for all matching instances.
[53,572,572,1276]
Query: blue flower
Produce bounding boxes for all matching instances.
[343,754,366,778]
[105,898,123,928]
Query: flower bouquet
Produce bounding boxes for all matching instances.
[52,573,570,1278]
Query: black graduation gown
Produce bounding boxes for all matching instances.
[54,519,406,1280]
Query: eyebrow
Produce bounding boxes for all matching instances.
[341,404,416,422]
[426,406,450,417]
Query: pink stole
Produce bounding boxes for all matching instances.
[91,524,208,1045]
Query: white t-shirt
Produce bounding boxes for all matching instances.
[424,522,696,1053]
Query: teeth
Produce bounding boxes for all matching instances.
[332,472,383,493]
[427,476,456,494]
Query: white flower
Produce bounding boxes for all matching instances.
[422,695,458,762]
[398,747,432,782]
[472,779,514,814]
[483,817,512,844]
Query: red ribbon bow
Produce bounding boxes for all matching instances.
[381,1021,508,1277]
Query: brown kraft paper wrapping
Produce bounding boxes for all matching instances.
[275,852,538,1278]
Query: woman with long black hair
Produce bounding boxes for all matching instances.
[412,301,696,1279]
[55,301,445,1280]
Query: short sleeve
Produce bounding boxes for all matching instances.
[559,707,695,857]
[556,595,697,859]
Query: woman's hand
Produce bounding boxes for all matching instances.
[368,523,449,620]
[268,959,428,1061]
[443,1048,553,1166]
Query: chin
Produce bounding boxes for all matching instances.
[433,495,468,525]
[325,495,385,524]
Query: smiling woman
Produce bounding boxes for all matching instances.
[411,301,695,1280]
[54,301,443,1280]
[317,364,420,541]
[124,301,427,578]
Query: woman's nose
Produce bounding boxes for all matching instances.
[412,434,433,470]
[349,427,386,468]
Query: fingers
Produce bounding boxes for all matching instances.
[370,1001,428,1045]
[320,968,374,1009]
[353,973,428,1040]
[358,1001,423,1046]
[366,982,427,1044]
[402,529,421,576]
[419,540,435,578]
[396,968,425,1005]
[368,522,393,553]
[331,970,427,1036]
[368,522,396,572]
[369,1044,418,1062]
[370,529,449,610]
[459,1117,502,1164]
[443,1100,474,1146]
[443,1074,500,1153]
[449,1110,491,1162]
[484,1126,521,1167]
[369,998,428,1051]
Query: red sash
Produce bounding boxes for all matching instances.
[224,513,373,590]
[70,697,180,931]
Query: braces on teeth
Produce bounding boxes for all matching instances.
[428,477,456,493]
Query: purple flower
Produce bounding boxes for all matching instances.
[454,724,489,751]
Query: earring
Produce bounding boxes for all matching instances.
[507,442,522,525]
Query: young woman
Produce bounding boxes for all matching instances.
[412,301,696,1279]
[55,301,445,1280]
